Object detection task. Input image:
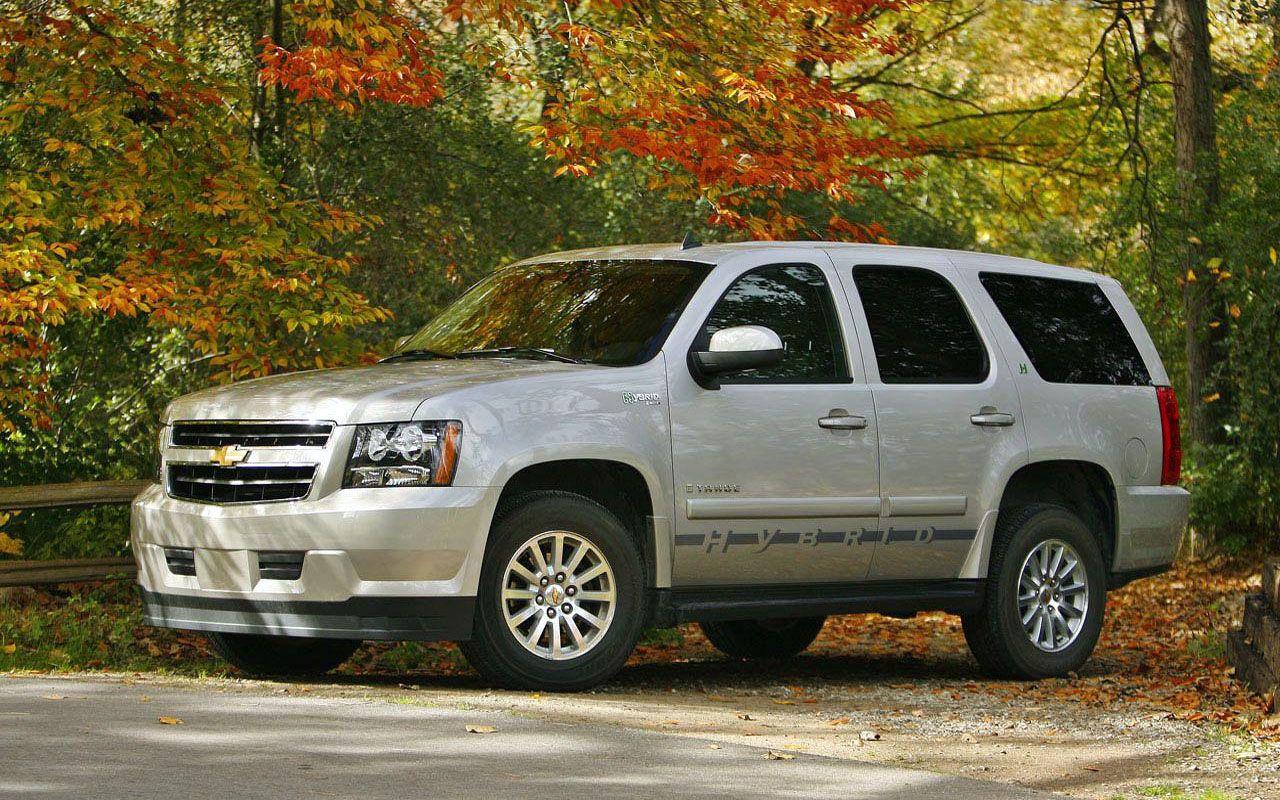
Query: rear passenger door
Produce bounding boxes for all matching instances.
[828,254,1027,580]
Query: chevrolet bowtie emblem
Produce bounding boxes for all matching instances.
[210,444,249,467]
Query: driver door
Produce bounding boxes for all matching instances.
[666,257,881,587]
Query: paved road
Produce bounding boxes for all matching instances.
[0,677,1050,800]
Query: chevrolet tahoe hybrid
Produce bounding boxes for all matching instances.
[133,242,1190,689]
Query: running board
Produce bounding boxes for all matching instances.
[659,579,986,624]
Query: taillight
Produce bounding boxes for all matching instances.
[1156,386,1182,485]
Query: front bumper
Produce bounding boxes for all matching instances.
[131,482,500,639]
[140,589,474,641]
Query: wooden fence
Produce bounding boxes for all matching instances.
[0,480,151,587]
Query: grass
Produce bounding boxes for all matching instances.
[1185,631,1226,660]
[0,582,222,675]
[1116,787,1241,800]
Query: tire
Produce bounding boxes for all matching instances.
[700,617,826,660]
[206,632,359,677]
[962,503,1107,679]
[459,491,647,691]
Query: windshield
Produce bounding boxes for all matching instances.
[393,259,712,366]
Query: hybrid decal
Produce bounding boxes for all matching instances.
[686,483,741,494]
[674,527,977,554]
[621,392,662,406]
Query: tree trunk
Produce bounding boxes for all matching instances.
[1166,0,1224,446]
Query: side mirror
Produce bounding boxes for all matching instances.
[689,325,784,388]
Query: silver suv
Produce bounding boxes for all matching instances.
[133,242,1189,689]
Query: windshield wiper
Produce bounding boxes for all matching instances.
[455,346,584,364]
[380,348,457,363]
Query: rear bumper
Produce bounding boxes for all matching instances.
[141,589,474,641]
[1113,484,1190,572]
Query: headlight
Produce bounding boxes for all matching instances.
[343,420,462,488]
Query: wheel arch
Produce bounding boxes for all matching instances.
[490,452,667,588]
[992,459,1119,571]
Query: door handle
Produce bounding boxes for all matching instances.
[819,413,868,430]
[970,406,1016,427]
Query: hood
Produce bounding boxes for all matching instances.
[164,359,591,425]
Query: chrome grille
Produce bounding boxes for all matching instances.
[170,421,333,448]
[167,464,315,504]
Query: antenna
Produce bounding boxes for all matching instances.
[681,231,702,250]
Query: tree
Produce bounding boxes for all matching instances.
[0,5,388,432]
[1165,0,1225,445]
[260,0,925,240]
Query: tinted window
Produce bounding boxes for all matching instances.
[853,266,988,384]
[980,272,1150,385]
[397,259,710,366]
[698,264,848,382]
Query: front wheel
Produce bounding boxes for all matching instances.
[460,491,646,691]
[700,617,826,660]
[206,632,360,677]
[962,503,1107,679]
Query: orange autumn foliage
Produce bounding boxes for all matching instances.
[263,0,924,238]
[0,6,388,430]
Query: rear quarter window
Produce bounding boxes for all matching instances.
[979,272,1151,386]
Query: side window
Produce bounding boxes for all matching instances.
[698,264,849,383]
[852,265,988,384]
[979,272,1151,386]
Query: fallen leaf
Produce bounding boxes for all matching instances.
[1,644,14,655]
[737,713,754,721]
[465,724,497,734]
[764,751,795,760]
[771,699,795,706]
[158,716,183,725]
[42,694,64,701]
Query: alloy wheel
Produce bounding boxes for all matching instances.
[501,530,617,661]
[1017,538,1089,653]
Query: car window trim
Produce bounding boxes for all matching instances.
[689,262,855,386]
[851,263,992,386]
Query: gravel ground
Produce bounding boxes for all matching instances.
[11,658,1275,800]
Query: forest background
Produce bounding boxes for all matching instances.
[2,0,1276,560]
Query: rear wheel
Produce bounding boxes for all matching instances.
[700,617,826,660]
[962,503,1106,679]
[460,491,646,691]
[206,632,359,677]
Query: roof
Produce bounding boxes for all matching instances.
[512,241,1108,282]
